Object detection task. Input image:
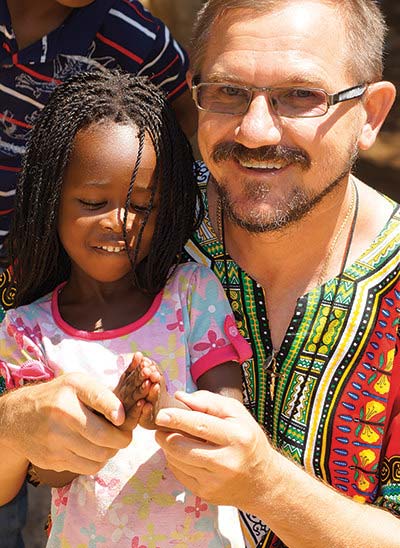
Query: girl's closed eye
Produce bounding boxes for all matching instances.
[131,203,154,214]
[78,199,107,210]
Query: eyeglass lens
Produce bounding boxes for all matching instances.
[197,84,329,117]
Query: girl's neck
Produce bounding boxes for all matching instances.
[58,275,156,333]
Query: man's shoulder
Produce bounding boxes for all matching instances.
[194,161,211,194]
[185,162,224,265]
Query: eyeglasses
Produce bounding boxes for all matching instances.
[191,78,367,118]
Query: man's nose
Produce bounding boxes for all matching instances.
[235,93,282,148]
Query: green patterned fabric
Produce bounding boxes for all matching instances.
[184,163,400,548]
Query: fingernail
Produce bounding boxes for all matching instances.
[155,410,171,425]
[111,409,122,423]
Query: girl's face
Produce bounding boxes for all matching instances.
[58,122,158,285]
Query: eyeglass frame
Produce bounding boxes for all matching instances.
[191,76,368,118]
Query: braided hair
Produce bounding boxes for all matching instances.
[9,70,203,307]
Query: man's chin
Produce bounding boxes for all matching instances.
[226,206,291,233]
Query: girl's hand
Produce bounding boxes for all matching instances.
[114,352,162,430]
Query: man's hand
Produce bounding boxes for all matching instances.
[155,390,273,508]
[155,391,400,548]
[0,372,131,475]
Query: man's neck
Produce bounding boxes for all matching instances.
[207,175,393,350]
[208,175,394,295]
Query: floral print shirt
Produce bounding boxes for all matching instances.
[0,263,250,548]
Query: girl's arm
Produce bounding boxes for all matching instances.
[196,361,243,402]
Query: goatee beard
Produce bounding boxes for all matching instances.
[213,144,359,233]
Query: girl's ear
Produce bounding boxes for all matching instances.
[357,81,396,151]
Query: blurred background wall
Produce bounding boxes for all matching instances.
[143,0,399,201]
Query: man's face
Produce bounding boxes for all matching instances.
[196,2,365,232]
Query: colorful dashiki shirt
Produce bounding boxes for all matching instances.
[184,163,400,548]
[0,263,249,547]
[0,0,189,252]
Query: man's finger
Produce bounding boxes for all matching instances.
[76,402,132,449]
[34,448,114,476]
[173,390,244,419]
[69,373,126,426]
[155,407,238,446]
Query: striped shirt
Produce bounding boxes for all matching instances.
[0,0,189,253]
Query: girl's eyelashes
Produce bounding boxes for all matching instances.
[131,203,153,214]
[77,199,154,213]
[78,199,107,210]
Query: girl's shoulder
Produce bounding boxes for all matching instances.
[166,262,222,294]
[4,291,53,327]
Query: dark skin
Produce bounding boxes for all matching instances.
[29,122,242,487]
[6,0,95,51]
[6,0,197,138]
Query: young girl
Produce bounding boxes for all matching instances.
[0,71,250,547]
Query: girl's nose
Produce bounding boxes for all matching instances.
[99,207,126,232]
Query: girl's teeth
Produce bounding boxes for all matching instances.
[99,246,124,252]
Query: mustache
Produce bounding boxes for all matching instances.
[212,142,311,169]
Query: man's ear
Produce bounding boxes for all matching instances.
[358,81,396,151]
[186,70,193,88]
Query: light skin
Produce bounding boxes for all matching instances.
[0,120,242,498]
[5,0,197,138]
[156,391,400,548]
[190,1,396,349]
[154,2,399,547]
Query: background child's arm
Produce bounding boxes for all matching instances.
[196,361,243,403]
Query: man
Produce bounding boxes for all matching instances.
[154,0,399,547]
[0,0,398,547]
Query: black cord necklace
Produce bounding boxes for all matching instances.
[218,179,359,443]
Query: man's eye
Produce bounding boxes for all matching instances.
[220,86,246,97]
[79,200,106,210]
[288,88,318,99]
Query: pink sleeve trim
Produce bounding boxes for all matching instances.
[190,316,252,384]
[190,347,241,384]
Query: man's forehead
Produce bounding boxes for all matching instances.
[202,3,350,85]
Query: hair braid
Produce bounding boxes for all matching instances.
[9,70,203,306]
